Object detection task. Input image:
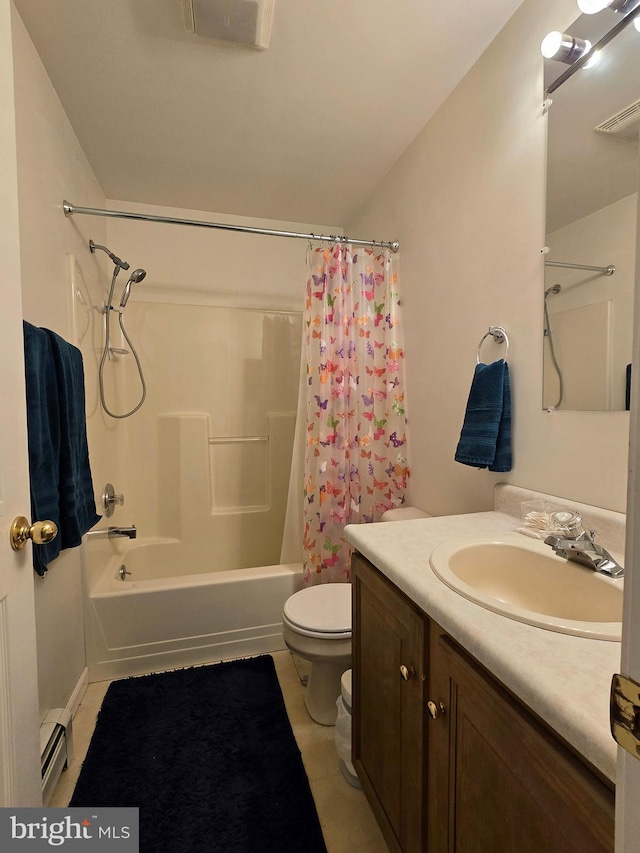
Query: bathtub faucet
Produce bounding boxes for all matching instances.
[108,525,137,540]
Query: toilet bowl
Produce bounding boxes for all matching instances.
[282,583,352,726]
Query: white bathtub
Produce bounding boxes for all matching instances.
[83,537,303,681]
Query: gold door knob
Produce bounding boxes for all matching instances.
[400,665,415,681]
[427,700,446,720]
[10,516,58,551]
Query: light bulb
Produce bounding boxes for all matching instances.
[541,31,564,58]
[578,0,640,11]
[577,0,613,12]
[583,48,601,67]
[540,31,593,63]
[635,12,640,28]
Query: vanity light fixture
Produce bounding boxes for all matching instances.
[546,0,640,96]
[540,31,594,64]
[577,0,640,14]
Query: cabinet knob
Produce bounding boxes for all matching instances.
[427,700,446,720]
[400,664,415,681]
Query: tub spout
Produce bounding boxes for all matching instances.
[108,525,137,539]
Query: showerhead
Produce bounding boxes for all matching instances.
[545,284,561,298]
[119,269,147,309]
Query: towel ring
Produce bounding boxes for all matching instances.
[476,326,509,364]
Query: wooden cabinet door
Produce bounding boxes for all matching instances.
[352,553,428,853]
[428,624,615,853]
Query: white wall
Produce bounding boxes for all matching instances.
[105,199,340,312]
[11,5,120,718]
[346,0,630,516]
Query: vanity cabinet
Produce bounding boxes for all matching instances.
[352,552,428,853]
[352,552,615,853]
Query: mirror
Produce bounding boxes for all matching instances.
[543,13,639,411]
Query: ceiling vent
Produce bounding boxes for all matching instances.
[182,0,275,50]
[594,97,640,142]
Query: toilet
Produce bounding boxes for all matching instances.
[283,507,431,727]
[282,583,352,726]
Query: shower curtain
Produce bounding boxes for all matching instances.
[300,243,410,584]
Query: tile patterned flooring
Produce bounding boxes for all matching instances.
[50,650,389,853]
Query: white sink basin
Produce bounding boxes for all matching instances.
[429,534,623,641]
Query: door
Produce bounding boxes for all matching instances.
[0,0,42,806]
[615,121,640,853]
[429,626,614,853]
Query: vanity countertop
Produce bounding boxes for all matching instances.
[345,510,621,783]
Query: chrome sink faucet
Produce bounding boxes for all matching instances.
[544,512,623,578]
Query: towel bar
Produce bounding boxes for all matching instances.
[476,326,509,364]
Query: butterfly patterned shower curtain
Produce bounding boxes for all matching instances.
[302,243,410,584]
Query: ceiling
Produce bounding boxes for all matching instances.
[12,0,524,225]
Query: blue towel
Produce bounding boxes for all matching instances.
[23,322,101,576]
[454,359,512,473]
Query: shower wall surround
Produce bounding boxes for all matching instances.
[102,198,342,566]
[117,297,302,567]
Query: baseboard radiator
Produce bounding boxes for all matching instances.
[40,708,73,805]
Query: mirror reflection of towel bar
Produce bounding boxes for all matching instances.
[545,260,615,276]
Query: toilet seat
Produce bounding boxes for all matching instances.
[283,583,352,640]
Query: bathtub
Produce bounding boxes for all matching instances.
[82,537,303,681]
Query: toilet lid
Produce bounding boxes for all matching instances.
[283,583,352,639]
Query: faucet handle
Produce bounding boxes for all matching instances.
[102,483,125,518]
[550,510,584,539]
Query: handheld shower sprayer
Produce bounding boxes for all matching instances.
[544,283,563,409]
[91,236,148,419]
[119,269,147,310]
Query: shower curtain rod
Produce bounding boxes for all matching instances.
[63,201,400,253]
[545,260,615,276]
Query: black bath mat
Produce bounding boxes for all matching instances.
[70,655,327,853]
